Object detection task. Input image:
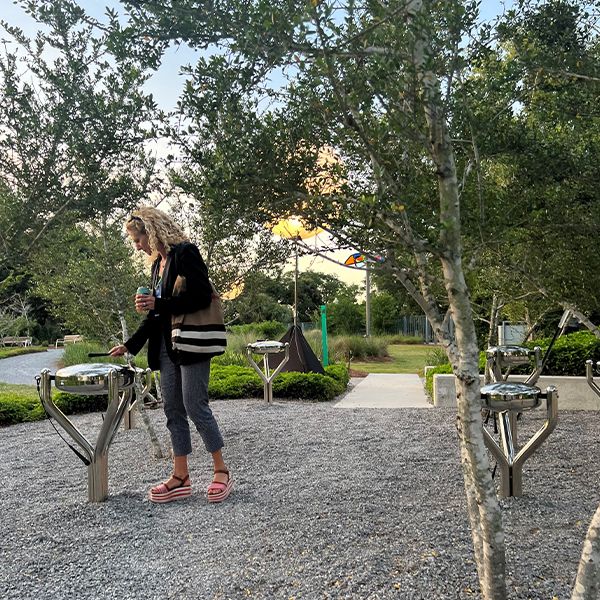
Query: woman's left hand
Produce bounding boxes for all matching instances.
[135,293,155,312]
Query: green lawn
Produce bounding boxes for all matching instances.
[0,346,48,360]
[350,344,435,374]
[0,382,38,395]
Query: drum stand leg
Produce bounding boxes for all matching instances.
[87,454,109,502]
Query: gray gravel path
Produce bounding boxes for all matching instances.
[1,401,598,599]
[0,349,63,384]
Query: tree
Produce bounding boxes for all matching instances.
[371,291,402,334]
[280,270,358,323]
[327,297,365,335]
[227,269,358,325]
[29,221,145,343]
[455,0,600,339]
[227,271,291,325]
[115,1,508,595]
[0,0,158,338]
[166,163,292,296]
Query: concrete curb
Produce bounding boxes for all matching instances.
[433,374,600,410]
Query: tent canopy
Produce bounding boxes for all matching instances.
[270,325,325,374]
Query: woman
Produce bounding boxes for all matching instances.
[110,207,232,504]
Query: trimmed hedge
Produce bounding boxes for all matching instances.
[525,331,600,376]
[0,394,43,425]
[424,364,453,398]
[210,364,349,402]
[0,388,108,427]
[0,364,349,426]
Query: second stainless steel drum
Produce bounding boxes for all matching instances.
[481,381,542,412]
[486,345,532,366]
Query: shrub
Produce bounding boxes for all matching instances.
[324,364,350,387]
[209,364,349,402]
[0,387,106,426]
[209,365,262,399]
[425,346,450,366]
[424,332,600,396]
[526,331,600,376]
[1,360,350,426]
[228,321,287,340]
[273,372,340,402]
[424,364,453,397]
[328,335,389,361]
[0,395,38,426]
[53,392,109,414]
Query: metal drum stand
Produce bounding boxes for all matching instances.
[246,341,290,403]
[586,360,600,398]
[38,363,152,502]
[485,344,543,386]
[481,345,558,497]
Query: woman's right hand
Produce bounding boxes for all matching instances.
[109,345,127,357]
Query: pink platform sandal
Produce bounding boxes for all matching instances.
[207,469,233,503]
[149,474,192,504]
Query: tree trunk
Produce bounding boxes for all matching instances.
[407,0,508,588]
[572,504,600,600]
[439,248,507,599]
[486,294,500,350]
[118,309,129,342]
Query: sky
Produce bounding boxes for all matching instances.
[0,0,516,291]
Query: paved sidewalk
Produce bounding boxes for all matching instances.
[335,373,432,408]
[0,349,63,385]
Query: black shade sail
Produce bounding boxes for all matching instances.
[269,324,325,374]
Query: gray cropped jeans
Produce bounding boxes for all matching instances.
[159,340,224,456]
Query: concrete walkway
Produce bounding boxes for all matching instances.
[0,349,63,385]
[334,373,432,408]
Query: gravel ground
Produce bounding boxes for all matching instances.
[1,400,598,600]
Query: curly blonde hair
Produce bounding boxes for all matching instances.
[125,207,188,261]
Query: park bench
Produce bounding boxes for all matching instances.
[1,336,33,347]
[55,334,84,348]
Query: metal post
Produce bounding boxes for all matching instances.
[39,369,93,464]
[511,386,558,497]
[121,388,136,430]
[293,239,299,328]
[586,360,600,397]
[264,355,271,403]
[87,454,109,503]
[123,367,153,431]
[320,305,329,367]
[365,263,371,337]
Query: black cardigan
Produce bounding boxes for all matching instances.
[124,242,213,370]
